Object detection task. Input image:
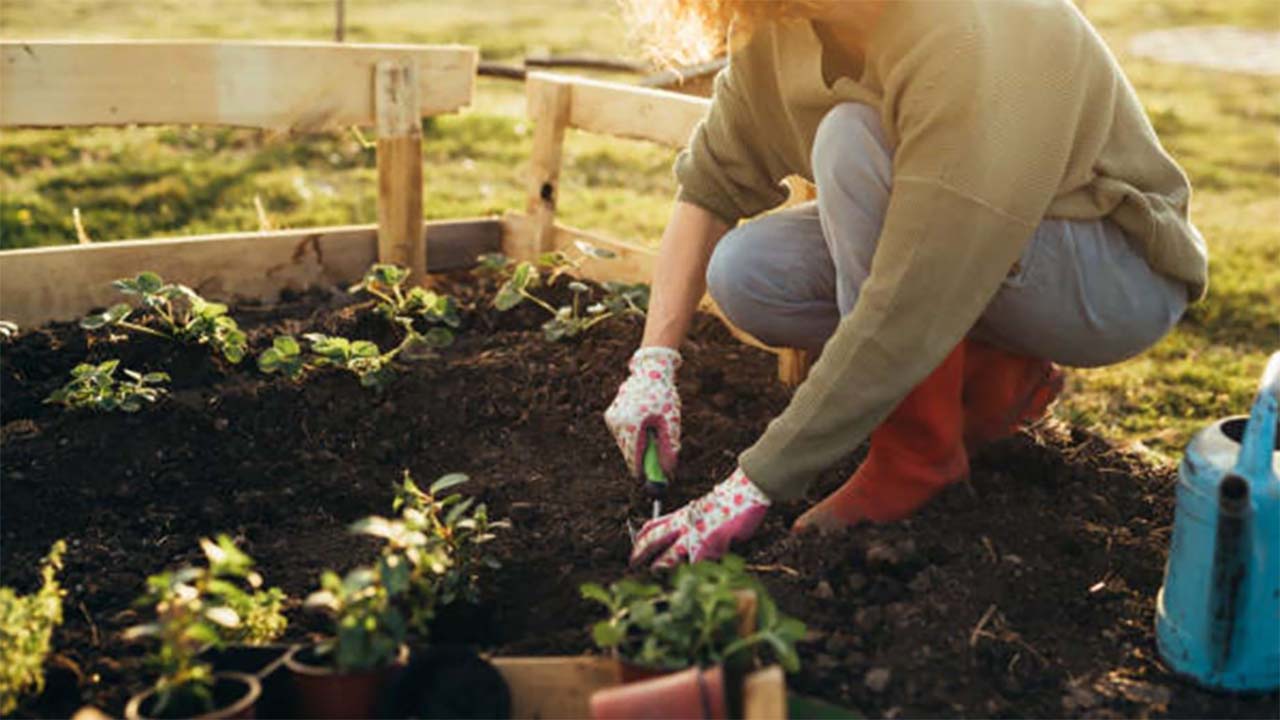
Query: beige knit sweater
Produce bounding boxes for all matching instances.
[673,0,1208,499]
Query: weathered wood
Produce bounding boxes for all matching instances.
[491,656,621,719]
[516,75,573,261]
[375,60,426,283]
[545,72,711,149]
[0,219,502,327]
[0,41,477,130]
[743,666,788,720]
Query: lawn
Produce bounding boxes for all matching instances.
[1,0,1277,459]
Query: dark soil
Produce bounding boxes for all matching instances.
[2,275,1275,719]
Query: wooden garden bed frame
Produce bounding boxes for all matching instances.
[0,42,808,384]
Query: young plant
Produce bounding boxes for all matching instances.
[350,472,508,639]
[303,565,408,673]
[349,264,461,335]
[481,242,649,342]
[124,536,287,717]
[257,323,449,391]
[0,541,66,716]
[580,555,806,673]
[44,360,169,412]
[80,272,247,363]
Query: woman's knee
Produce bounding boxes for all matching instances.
[811,102,890,187]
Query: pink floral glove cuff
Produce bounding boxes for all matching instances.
[604,346,682,478]
[630,469,771,569]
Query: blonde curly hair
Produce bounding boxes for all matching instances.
[619,0,827,67]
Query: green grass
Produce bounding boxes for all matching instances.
[1,0,1277,460]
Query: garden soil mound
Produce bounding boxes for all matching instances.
[2,275,1275,718]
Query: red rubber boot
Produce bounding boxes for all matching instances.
[793,343,968,532]
[962,340,1064,453]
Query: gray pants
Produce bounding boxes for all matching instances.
[706,103,1189,368]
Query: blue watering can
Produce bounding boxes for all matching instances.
[1156,350,1280,691]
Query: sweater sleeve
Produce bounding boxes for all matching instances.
[674,33,789,226]
[740,6,1091,499]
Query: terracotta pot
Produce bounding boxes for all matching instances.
[591,665,727,720]
[125,672,260,720]
[284,644,410,719]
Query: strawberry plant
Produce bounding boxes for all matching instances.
[257,322,449,391]
[44,360,169,412]
[124,536,287,716]
[80,271,247,363]
[351,472,508,639]
[0,541,66,716]
[481,242,648,342]
[580,555,806,673]
[349,263,461,335]
[303,565,408,673]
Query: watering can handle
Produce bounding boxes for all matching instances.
[1233,351,1280,484]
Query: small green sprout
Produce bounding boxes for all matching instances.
[80,272,247,364]
[44,360,169,412]
[580,555,806,674]
[0,541,66,716]
[258,321,450,391]
[350,264,460,337]
[303,566,407,673]
[482,242,648,342]
[125,536,287,717]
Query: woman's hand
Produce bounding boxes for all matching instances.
[629,468,771,569]
[605,347,682,477]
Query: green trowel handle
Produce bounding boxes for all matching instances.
[643,428,668,494]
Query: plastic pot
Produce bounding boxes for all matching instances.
[284,644,410,719]
[124,672,260,720]
[591,665,727,720]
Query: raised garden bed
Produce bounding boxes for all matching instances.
[2,273,1276,718]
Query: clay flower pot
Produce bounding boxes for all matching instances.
[617,657,684,684]
[124,672,261,720]
[591,665,727,720]
[284,644,410,719]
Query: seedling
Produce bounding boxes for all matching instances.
[482,242,649,342]
[258,322,450,391]
[349,264,461,337]
[581,555,806,673]
[80,272,248,363]
[303,566,407,673]
[124,536,287,716]
[44,360,169,412]
[0,541,66,716]
[351,472,508,639]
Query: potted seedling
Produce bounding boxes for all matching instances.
[123,536,287,720]
[80,271,248,364]
[0,541,66,716]
[287,565,411,719]
[582,556,804,720]
[581,555,805,680]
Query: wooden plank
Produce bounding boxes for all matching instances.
[375,59,426,283]
[0,219,501,328]
[515,74,573,261]
[527,72,710,149]
[491,656,621,720]
[0,41,477,130]
[743,666,787,720]
[778,349,812,387]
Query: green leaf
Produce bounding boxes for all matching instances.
[421,327,454,349]
[579,583,612,606]
[591,621,625,648]
[493,284,524,311]
[429,473,469,495]
[135,272,164,294]
[274,335,301,356]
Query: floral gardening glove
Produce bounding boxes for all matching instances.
[630,468,771,569]
[604,346,682,478]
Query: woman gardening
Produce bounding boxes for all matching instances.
[605,0,1207,568]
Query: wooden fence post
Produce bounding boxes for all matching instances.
[375,59,426,284]
[519,73,572,260]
